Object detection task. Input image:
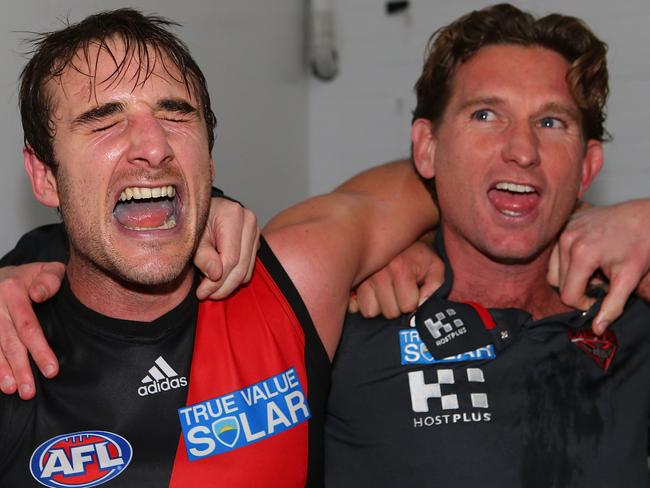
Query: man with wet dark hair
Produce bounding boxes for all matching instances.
[0,8,436,486]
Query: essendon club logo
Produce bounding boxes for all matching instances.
[569,328,617,372]
[30,431,132,487]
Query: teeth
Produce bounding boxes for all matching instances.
[495,182,535,193]
[119,186,176,202]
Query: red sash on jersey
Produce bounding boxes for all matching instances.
[169,258,309,487]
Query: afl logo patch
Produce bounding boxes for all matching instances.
[29,430,132,487]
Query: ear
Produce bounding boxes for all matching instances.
[411,118,436,179]
[23,146,60,208]
[577,139,604,198]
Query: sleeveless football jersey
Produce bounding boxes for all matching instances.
[326,236,650,488]
[0,236,330,487]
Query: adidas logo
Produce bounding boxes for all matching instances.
[137,356,188,397]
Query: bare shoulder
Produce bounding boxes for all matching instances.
[263,194,366,359]
[262,159,436,359]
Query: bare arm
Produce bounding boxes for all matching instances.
[348,197,650,334]
[263,159,437,358]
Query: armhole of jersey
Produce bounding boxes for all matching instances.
[257,236,330,487]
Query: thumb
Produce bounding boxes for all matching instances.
[194,241,224,282]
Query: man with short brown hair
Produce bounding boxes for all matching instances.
[326,5,650,487]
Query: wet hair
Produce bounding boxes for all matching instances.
[19,8,216,168]
[413,3,609,141]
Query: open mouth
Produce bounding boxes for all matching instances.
[488,181,539,217]
[113,185,179,231]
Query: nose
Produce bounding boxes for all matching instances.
[501,121,540,168]
[125,115,174,167]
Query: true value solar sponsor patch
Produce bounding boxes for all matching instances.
[178,367,310,460]
[29,430,132,487]
[399,328,496,365]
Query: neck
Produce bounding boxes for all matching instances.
[66,255,195,322]
[443,232,569,319]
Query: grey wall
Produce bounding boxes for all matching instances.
[0,0,310,252]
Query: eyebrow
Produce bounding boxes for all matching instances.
[72,101,125,127]
[71,98,199,127]
[535,101,580,121]
[156,98,198,115]
[456,96,505,113]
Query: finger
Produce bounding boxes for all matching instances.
[355,282,381,318]
[28,262,65,303]
[348,291,360,314]
[370,274,402,319]
[0,328,33,400]
[243,234,260,284]
[10,296,59,380]
[194,246,224,285]
[205,264,247,300]
[0,352,17,394]
[558,243,596,311]
[202,213,261,300]
[592,271,638,335]
[417,265,444,305]
[216,210,258,293]
[239,213,260,284]
[212,206,246,282]
[556,231,577,293]
[391,268,420,315]
[547,243,560,288]
[5,289,59,397]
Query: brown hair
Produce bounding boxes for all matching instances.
[19,8,217,168]
[413,3,609,141]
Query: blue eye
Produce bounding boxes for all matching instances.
[539,117,565,129]
[472,109,495,121]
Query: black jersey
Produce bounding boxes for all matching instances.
[0,274,197,487]
[0,226,330,487]
[0,223,68,266]
[326,239,650,488]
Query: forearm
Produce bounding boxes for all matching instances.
[265,159,439,286]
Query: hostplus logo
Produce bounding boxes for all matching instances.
[137,356,187,397]
[423,308,467,346]
[408,367,492,428]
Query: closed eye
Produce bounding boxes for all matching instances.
[159,116,192,123]
[92,121,119,133]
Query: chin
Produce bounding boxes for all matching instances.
[109,257,193,289]
[480,239,549,265]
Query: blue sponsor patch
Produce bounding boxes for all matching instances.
[178,367,310,461]
[29,430,132,488]
[399,329,496,364]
